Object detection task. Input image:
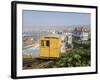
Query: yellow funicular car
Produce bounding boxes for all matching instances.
[39,35,61,59]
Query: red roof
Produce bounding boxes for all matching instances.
[74,27,88,32]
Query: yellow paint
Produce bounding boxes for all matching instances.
[39,35,61,58]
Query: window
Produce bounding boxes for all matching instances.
[41,40,44,46]
[41,40,50,47]
[46,40,49,47]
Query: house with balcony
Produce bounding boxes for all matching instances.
[72,27,89,44]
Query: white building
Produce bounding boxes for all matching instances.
[60,35,66,53]
[65,33,72,44]
[72,27,89,42]
[59,32,73,53]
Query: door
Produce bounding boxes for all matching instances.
[50,39,59,57]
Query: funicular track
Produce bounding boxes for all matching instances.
[23,58,57,69]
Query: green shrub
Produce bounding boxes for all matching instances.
[55,48,91,67]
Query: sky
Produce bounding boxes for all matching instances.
[22,10,90,31]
